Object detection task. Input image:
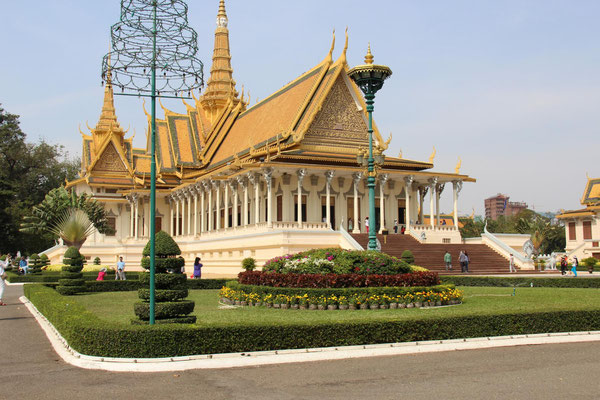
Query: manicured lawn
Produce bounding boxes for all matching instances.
[71,286,600,327]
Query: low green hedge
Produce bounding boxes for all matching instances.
[133,300,196,321]
[6,270,142,283]
[82,279,230,292]
[226,281,454,298]
[138,288,188,302]
[24,284,600,358]
[442,276,600,288]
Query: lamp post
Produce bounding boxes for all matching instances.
[348,44,392,251]
[101,0,203,324]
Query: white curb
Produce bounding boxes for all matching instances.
[20,296,600,372]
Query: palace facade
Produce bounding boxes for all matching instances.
[50,0,475,274]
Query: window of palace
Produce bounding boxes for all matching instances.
[583,220,592,240]
[568,222,576,241]
[106,217,116,236]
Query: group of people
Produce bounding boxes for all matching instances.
[444,251,471,273]
[95,256,204,280]
[560,255,579,277]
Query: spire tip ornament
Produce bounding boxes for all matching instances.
[365,42,374,64]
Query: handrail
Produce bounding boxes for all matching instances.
[483,222,529,263]
[339,218,364,250]
[40,243,64,255]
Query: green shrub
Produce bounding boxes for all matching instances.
[57,247,85,295]
[28,254,43,274]
[39,254,50,270]
[242,257,256,272]
[23,284,600,358]
[186,278,229,290]
[85,280,141,292]
[441,276,600,288]
[263,248,410,275]
[401,250,414,265]
[136,232,194,324]
[94,257,101,265]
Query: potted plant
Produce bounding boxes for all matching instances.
[338,296,349,310]
[348,295,358,310]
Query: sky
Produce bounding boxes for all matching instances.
[2,0,599,217]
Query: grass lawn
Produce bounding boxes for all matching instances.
[71,286,600,327]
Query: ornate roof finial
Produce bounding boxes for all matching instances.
[365,43,374,64]
[217,0,228,27]
[455,157,462,174]
[429,146,436,163]
[340,27,349,64]
[327,29,335,61]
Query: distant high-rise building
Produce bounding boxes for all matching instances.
[484,194,528,220]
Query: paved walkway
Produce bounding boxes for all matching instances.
[3,284,600,399]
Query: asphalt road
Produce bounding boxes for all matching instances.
[2,284,600,400]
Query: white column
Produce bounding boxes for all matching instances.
[175,195,180,236]
[230,181,238,227]
[325,171,334,229]
[436,183,444,227]
[224,180,229,229]
[263,168,273,227]
[352,173,361,233]
[453,180,462,228]
[207,183,213,231]
[187,190,192,235]
[297,169,306,227]
[379,174,388,233]
[201,182,207,233]
[134,194,139,239]
[429,178,436,228]
[181,193,187,236]
[404,176,413,231]
[193,187,198,235]
[129,196,135,237]
[418,187,426,224]
[242,178,249,226]
[145,195,151,237]
[168,196,174,236]
[214,181,221,230]
[248,173,259,224]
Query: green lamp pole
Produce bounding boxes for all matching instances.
[348,44,392,251]
[102,0,203,324]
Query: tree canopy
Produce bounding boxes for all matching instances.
[0,105,80,254]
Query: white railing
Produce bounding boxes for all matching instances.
[482,223,534,269]
[410,224,458,232]
[339,219,364,250]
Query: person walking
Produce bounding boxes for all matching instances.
[116,256,126,280]
[509,254,517,273]
[19,256,28,275]
[0,255,9,306]
[444,251,452,271]
[364,217,370,234]
[458,251,466,273]
[560,256,567,275]
[464,251,470,273]
[571,256,578,277]
[193,257,203,279]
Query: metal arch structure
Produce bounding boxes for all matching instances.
[101,0,204,325]
[101,0,204,97]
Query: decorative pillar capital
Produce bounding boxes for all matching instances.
[379,173,389,185]
[325,170,335,183]
[237,175,247,189]
[436,182,445,195]
[352,172,363,183]
[296,168,307,181]
[247,172,258,186]
[452,180,463,194]
[201,180,210,192]
[428,177,438,187]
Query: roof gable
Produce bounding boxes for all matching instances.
[91,140,129,174]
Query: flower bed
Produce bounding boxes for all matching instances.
[238,270,440,288]
[220,282,462,310]
[263,248,411,275]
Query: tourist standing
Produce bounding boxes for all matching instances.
[464,251,470,273]
[0,255,9,306]
[571,256,578,277]
[116,256,126,280]
[348,218,353,231]
[400,225,406,235]
[393,219,398,234]
[458,251,466,272]
[444,251,452,271]
[509,254,516,273]
[560,256,567,275]
[19,256,28,275]
[193,257,203,279]
[365,217,369,234]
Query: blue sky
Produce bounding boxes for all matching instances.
[2,0,599,216]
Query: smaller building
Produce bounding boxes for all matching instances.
[484,193,528,220]
[557,177,600,260]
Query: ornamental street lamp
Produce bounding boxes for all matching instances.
[347,44,392,251]
[101,0,203,325]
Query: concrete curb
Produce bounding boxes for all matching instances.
[21,295,600,372]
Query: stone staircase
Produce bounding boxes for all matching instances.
[351,233,543,275]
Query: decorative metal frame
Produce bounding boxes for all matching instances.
[101,0,204,325]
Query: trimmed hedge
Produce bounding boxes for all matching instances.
[85,280,143,292]
[57,247,86,296]
[5,271,141,283]
[227,281,454,298]
[186,278,229,290]
[133,300,196,321]
[238,271,440,288]
[138,288,188,302]
[24,284,600,358]
[139,273,187,289]
[442,276,600,288]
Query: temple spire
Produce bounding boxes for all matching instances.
[93,48,124,145]
[200,0,239,124]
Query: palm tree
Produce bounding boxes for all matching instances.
[48,208,96,249]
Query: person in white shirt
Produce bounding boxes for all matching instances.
[509,254,516,273]
[0,255,10,306]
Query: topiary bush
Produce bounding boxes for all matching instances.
[94,257,101,265]
[56,247,86,295]
[28,254,43,274]
[262,248,410,275]
[39,254,50,271]
[401,250,415,265]
[242,257,256,272]
[134,231,195,324]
